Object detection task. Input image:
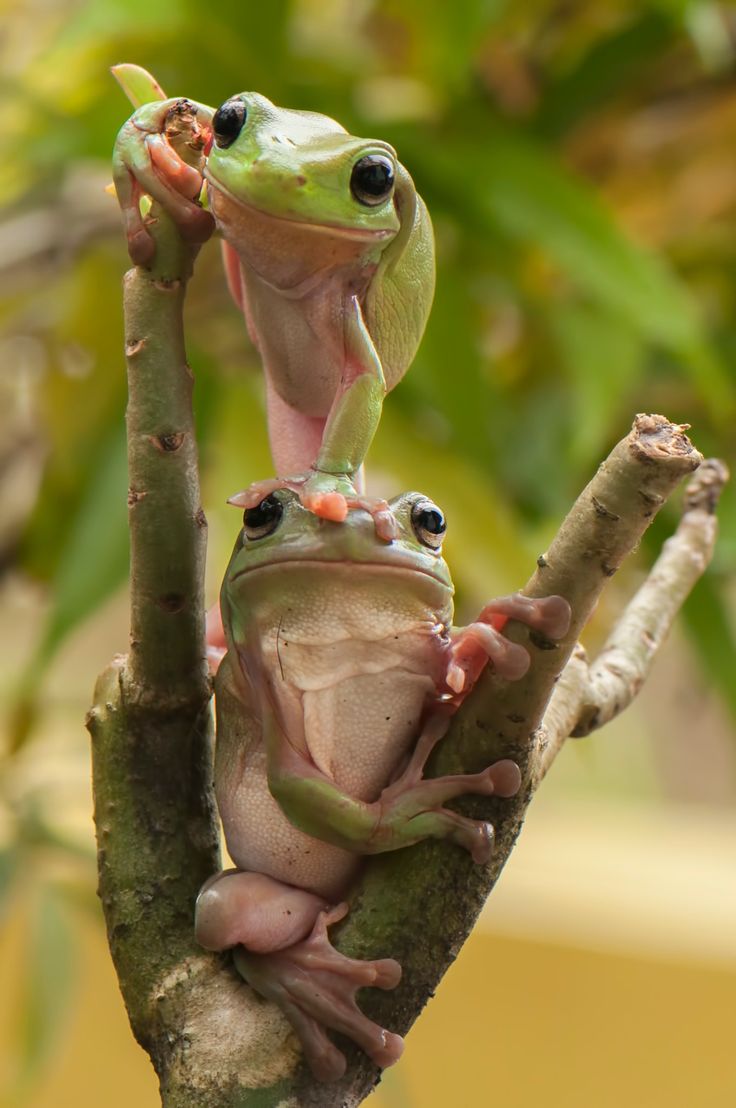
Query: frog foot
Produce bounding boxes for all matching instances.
[446,592,571,695]
[229,475,398,541]
[113,98,215,266]
[233,903,403,1082]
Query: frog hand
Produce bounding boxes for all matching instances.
[228,476,398,542]
[369,709,522,865]
[113,98,215,265]
[445,593,572,697]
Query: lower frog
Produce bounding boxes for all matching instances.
[195,490,570,1081]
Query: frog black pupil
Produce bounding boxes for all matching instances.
[418,509,444,535]
[213,100,246,148]
[351,156,395,205]
[244,495,282,531]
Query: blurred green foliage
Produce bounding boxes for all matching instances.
[4,0,735,711]
[1,0,736,1094]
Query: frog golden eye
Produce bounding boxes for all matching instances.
[213,98,247,149]
[242,495,283,540]
[411,501,446,550]
[350,154,395,206]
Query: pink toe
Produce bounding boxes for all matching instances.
[374,1031,404,1069]
[372,958,402,990]
[306,492,348,522]
[490,759,522,797]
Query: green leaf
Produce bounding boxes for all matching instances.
[0,846,20,926]
[534,12,674,139]
[10,423,129,750]
[407,123,735,420]
[681,572,736,723]
[111,63,168,107]
[13,885,77,1096]
[549,302,644,469]
[36,421,129,667]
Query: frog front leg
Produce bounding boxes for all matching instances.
[266,703,520,863]
[113,98,215,265]
[446,592,572,696]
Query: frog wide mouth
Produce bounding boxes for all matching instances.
[204,168,395,240]
[230,557,450,591]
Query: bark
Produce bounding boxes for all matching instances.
[88,162,727,1104]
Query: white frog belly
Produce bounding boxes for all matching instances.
[302,668,436,800]
[220,562,451,899]
[222,632,442,900]
[221,744,361,902]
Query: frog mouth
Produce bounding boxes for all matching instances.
[204,168,394,241]
[231,557,450,591]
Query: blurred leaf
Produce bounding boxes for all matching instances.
[13,886,77,1096]
[406,122,735,420]
[550,302,644,469]
[379,0,508,91]
[10,423,128,750]
[681,572,736,721]
[534,11,674,139]
[0,846,20,926]
[36,421,128,666]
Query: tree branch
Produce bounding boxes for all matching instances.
[88,116,727,1104]
[571,457,728,738]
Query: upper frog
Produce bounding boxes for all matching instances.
[206,93,435,519]
[113,83,435,526]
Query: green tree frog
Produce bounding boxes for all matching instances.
[113,90,434,535]
[194,489,570,1081]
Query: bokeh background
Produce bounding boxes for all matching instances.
[1,1,735,1105]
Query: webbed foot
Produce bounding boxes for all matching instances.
[233,904,402,1082]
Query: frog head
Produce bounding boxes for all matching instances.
[220,489,454,650]
[206,93,401,231]
[204,93,420,290]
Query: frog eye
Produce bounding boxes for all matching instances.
[411,500,446,550]
[350,154,395,207]
[213,98,247,149]
[242,495,283,540]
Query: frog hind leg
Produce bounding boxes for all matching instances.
[195,871,402,1082]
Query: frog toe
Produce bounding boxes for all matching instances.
[233,908,402,1081]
